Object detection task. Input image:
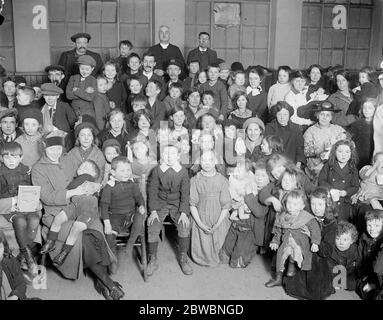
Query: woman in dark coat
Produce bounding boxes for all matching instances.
[265,101,305,167]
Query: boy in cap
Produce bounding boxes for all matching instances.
[66,55,98,118]
[58,32,103,78]
[45,65,68,102]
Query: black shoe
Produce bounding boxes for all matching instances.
[109,282,125,300]
[286,260,297,277]
[95,279,112,300]
[147,255,159,276]
[179,253,193,275]
[22,247,38,276]
[40,239,56,255]
[52,247,71,267]
[17,252,29,271]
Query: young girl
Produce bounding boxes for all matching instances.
[196,70,207,88]
[101,138,121,186]
[15,108,43,168]
[98,109,130,157]
[349,98,376,169]
[190,150,232,267]
[246,67,268,122]
[349,66,380,116]
[284,70,314,127]
[103,61,127,111]
[318,139,359,222]
[267,66,292,109]
[228,91,253,128]
[265,190,321,287]
[157,105,190,166]
[260,135,284,161]
[283,187,339,300]
[228,71,246,112]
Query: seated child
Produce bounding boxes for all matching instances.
[265,190,321,288]
[318,221,360,292]
[228,159,258,220]
[356,210,383,300]
[354,152,383,210]
[39,160,102,267]
[100,157,145,258]
[0,142,41,277]
[101,139,121,186]
[195,90,216,119]
[131,141,157,179]
[147,144,193,276]
[66,55,97,117]
[267,66,291,109]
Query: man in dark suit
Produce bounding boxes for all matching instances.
[186,32,218,72]
[58,33,103,78]
[147,25,186,80]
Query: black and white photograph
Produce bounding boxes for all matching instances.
[1,0,383,308]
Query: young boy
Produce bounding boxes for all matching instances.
[0,142,41,276]
[93,76,111,131]
[66,55,98,117]
[0,108,22,150]
[356,210,383,299]
[101,139,121,186]
[100,156,145,257]
[199,63,229,121]
[15,86,40,121]
[319,221,360,292]
[183,60,200,91]
[163,82,184,115]
[147,144,192,276]
[126,94,147,132]
[39,160,102,267]
[145,79,166,130]
[115,40,133,75]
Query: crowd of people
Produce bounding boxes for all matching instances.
[0,25,383,301]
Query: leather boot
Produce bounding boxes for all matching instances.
[52,244,73,267]
[95,279,112,300]
[265,272,283,288]
[109,281,125,300]
[21,246,38,276]
[286,259,297,277]
[178,237,193,275]
[147,242,159,276]
[40,239,56,255]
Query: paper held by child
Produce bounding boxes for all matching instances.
[17,185,41,212]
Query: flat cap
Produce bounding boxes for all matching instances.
[70,32,91,43]
[41,83,64,96]
[45,65,65,73]
[77,55,96,67]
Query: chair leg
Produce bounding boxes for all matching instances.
[140,234,148,282]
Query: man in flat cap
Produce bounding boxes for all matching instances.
[44,65,68,102]
[147,25,186,81]
[58,32,103,78]
[40,83,78,149]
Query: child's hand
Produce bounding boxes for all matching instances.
[230,210,239,221]
[104,220,113,235]
[199,223,212,234]
[296,162,302,169]
[311,243,319,252]
[73,87,78,92]
[109,101,115,109]
[85,87,95,94]
[270,243,279,251]
[148,211,160,226]
[218,114,224,121]
[363,283,376,293]
[138,205,146,215]
[178,212,190,229]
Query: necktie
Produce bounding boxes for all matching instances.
[49,107,55,120]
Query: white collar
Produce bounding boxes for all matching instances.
[143,71,153,79]
[46,101,57,110]
[3,132,16,141]
[199,47,207,52]
[160,43,169,49]
[160,162,182,173]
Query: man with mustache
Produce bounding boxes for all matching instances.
[58,33,103,79]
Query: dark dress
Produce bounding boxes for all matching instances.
[283,218,337,300]
[348,119,374,170]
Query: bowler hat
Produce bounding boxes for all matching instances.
[45,65,65,74]
[41,83,64,96]
[0,108,18,121]
[77,55,96,67]
[70,32,91,43]
[19,108,43,125]
[74,114,99,138]
[311,100,341,114]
